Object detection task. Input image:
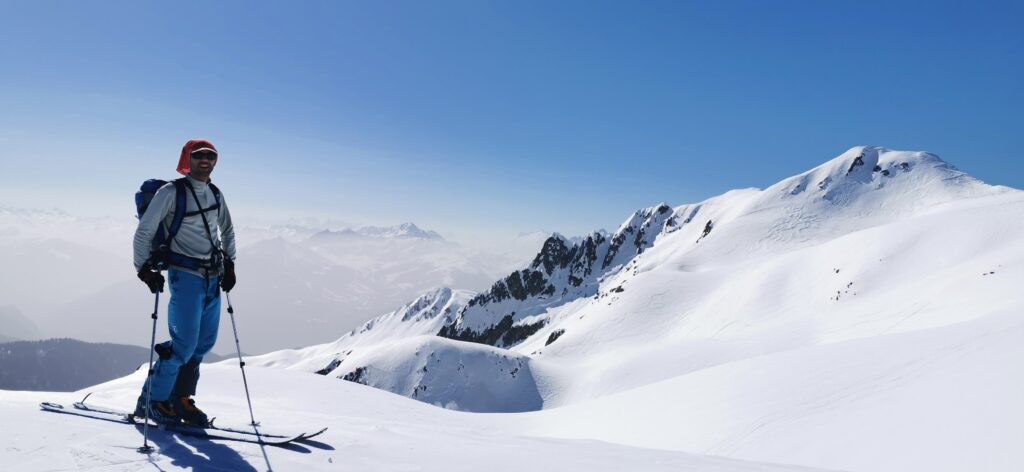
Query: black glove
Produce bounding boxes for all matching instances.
[137,268,165,293]
[220,258,236,292]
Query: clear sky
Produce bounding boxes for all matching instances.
[1,0,1021,241]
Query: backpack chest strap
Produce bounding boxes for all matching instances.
[184,203,221,217]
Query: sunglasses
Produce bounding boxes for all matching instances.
[190,151,218,161]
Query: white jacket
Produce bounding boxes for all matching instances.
[132,175,237,277]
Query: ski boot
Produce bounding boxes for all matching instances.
[172,395,210,427]
[133,397,182,426]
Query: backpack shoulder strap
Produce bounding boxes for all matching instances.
[180,181,222,217]
[165,179,188,244]
[209,182,222,217]
[182,178,220,251]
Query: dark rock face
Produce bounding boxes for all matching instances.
[575,233,606,276]
[846,154,865,175]
[316,358,342,375]
[545,329,566,346]
[467,269,554,307]
[439,204,674,349]
[439,314,547,348]
[696,219,714,243]
[605,204,672,268]
[531,236,573,275]
[633,205,670,253]
[342,366,367,384]
[604,231,631,269]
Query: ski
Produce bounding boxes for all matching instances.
[74,393,327,440]
[40,402,309,447]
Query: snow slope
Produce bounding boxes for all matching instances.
[510,307,1024,471]
[0,365,830,472]
[248,287,471,372]
[245,146,1024,471]
[246,289,545,412]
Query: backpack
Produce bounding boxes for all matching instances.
[135,178,222,271]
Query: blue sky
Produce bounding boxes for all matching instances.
[1,0,1021,240]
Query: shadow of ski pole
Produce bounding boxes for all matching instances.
[250,427,275,471]
[133,423,261,472]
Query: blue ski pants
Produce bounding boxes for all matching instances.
[144,268,220,402]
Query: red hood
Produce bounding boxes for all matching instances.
[177,139,218,176]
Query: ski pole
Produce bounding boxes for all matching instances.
[138,292,160,454]
[226,292,260,427]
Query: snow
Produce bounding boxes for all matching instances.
[0,365,829,471]
[235,146,1022,471]
[2,146,1021,471]
[511,308,1024,471]
[335,335,542,412]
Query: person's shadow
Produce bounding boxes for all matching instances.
[136,424,262,471]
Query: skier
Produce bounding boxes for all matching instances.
[133,139,237,426]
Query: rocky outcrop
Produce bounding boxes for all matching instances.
[438,204,674,348]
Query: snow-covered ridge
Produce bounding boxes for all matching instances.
[245,285,551,412]
[254,145,1023,426]
[437,146,1003,350]
[245,287,473,375]
[438,202,674,343]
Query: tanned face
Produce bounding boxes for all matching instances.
[188,150,218,182]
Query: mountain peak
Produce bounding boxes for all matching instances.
[759,146,987,210]
[433,146,1008,349]
[361,222,444,240]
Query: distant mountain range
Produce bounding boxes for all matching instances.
[0,305,41,343]
[0,212,541,354]
[0,338,226,391]
[310,222,444,241]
